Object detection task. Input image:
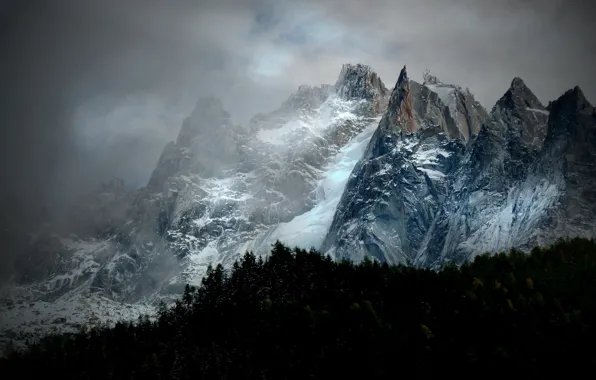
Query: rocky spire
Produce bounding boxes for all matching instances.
[334,63,389,114]
[360,66,417,160]
[381,65,415,133]
[488,77,549,147]
[334,64,387,99]
[495,77,546,113]
[549,86,591,118]
[148,96,238,192]
[179,97,232,146]
[544,86,593,143]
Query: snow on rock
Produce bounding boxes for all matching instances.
[249,117,380,252]
[0,293,154,356]
[527,107,550,116]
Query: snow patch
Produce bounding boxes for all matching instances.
[413,147,451,166]
[526,107,550,116]
[418,167,446,180]
[425,84,457,108]
[0,293,154,356]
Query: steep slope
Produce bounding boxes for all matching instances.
[162,64,389,285]
[321,66,481,263]
[513,87,596,247]
[417,78,551,266]
[322,66,594,269]
[422,70,488,142]
[0,64,391,351]
[419,85,594,268]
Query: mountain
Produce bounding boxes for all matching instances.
[0,63,390,351]
[323,67,594,268]
[1,62,595,354]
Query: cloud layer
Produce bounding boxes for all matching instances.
[0,0,594,213]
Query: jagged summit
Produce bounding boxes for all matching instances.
[493,77,546,113]
[496,77,545,112]
[179,97,233,146]
[483,76,548,148]
[510,76,526,88]
[422,69,442,86]
[280,84,333,111]
[334,63,388,111]
[381,65,414,133]
[334,63,375,92]
[422,69,461,90]
[97,177,126,193]
[398,65,408,83]
[544,86,594,142]
[551,86,591,113]
[420,69,487,142]
[189,96,229,121]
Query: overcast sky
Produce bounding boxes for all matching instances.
[0,0,594,212]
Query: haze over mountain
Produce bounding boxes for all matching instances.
[0,0,595,355]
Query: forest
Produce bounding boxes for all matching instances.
[1,238,596,379]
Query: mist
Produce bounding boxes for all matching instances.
[0,0,594,234]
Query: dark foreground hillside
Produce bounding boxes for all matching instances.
[2,238,596,379]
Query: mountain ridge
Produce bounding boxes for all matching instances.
[1,62,594,354]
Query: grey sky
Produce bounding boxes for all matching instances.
[0,0,594,214]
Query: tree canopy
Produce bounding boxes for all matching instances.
[2,238,596,379]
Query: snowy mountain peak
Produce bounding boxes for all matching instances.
[334,63,375,92]
[98,178,126,193]
[421,70,487,142]
[422,69,442,86]
[280,84,333,111]
[334,63,388,111]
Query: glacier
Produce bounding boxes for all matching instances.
[247,116,380,254]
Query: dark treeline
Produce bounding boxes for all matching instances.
[2,238,596,379]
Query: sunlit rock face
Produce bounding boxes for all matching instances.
[322,66,474,263]
[2,61,595,355]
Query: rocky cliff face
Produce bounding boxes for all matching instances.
[422,70,488,142]
[321,66,473,263]
[323,67,595,268]
[413,78,552,267]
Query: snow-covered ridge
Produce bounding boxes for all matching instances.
[256,95,367,147]
[248,116,381,253]
[1,79,385,353]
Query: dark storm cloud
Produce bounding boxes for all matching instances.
[0,0,594,231]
